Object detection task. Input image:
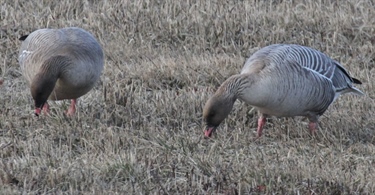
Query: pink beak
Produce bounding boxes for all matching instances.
[35,108,42,116]
[204,127,215,138]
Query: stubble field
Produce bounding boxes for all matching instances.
[1,0,375,194]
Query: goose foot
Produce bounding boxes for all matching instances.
[65,99,77,116]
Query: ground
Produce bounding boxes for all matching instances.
[0,0,374,194]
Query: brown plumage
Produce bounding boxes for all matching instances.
[18,27,104,116]
[203,44,364,138]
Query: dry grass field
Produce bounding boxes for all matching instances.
[0,0,375,194]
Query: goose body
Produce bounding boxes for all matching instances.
[18,27,104,116]
[203,44,364,137]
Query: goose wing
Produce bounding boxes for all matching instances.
[242,44,363,95]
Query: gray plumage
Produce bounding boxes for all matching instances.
[18,27,104,115]
[203,44,364,137]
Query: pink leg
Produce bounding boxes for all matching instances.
[65,99,77,116]
[309,122,318,134]
[257,115,267,137]
[42,102,50,115]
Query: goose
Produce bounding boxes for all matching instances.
[203,44,364,138]
[18,27,104,116]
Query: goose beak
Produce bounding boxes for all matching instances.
[35,107,42,116]
[204,126,216,138]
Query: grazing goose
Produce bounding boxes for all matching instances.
[203,44,364,138]
[18,27,104,116]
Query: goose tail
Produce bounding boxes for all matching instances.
[350,87,364,96]
[352,77,362,84]
[19,35,28,41]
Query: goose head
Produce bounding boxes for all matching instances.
[30,72,57,116]
[203,93,235,138]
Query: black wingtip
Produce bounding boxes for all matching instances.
[19,35,28,41]
[352,77,362,85]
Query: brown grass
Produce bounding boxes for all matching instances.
[1,0,375,194]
